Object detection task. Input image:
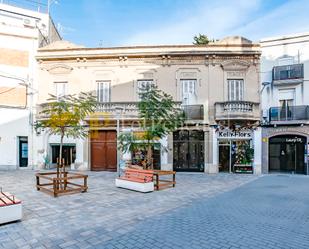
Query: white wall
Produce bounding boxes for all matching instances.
[0,3,51,169]
[261,33,309,113]
[0,109,29,169]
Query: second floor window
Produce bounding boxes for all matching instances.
[97,81,111,102]
[228,79,244,101]
[54,82,67,99]
[137,79,155,99]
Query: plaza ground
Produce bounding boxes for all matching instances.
[0,171,308,248]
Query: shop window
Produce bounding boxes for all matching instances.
[131,144,161,170]
[51,145,76,166]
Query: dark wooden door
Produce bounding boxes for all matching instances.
[173,130,204,172]
[91,131,117,171]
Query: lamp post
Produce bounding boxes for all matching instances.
[115,106,124,177]
[47,0,58,14]
[260,81,272,93]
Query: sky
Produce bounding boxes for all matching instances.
[47,0,309,47]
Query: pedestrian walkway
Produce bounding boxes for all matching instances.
[3,172,309,248]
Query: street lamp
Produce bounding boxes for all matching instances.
[115,106,124,177]
[260,81,272,93]
[48,0,59,14]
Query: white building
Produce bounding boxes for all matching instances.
[0,3,60,170]
[260,32,309,175]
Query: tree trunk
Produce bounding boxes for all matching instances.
[58,133,64,189]
[146,144,153,170]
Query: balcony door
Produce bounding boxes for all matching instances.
[97,81,111,103]
[278,89,295,120]
[228,79,244,101]
[181,79,197,105]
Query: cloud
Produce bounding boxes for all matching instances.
[123,0,262,45]
[232,0,309,41]
[123,0,309,45]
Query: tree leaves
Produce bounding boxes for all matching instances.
[35,92,97,139]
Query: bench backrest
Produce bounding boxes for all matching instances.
[123,168,154,183]
[0,192,21,207]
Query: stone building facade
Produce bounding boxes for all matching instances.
[34,36,261,174]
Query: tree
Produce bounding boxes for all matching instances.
[35,93,97,176]
[193,34,210,45]
[119,86,184,169]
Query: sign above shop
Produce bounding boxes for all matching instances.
[285,137,304,143]
[218,129,252,139]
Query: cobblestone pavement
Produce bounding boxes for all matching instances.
[0,171,308,248]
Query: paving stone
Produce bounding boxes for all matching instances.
[1,171,309,248]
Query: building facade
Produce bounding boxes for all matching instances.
[0,3,61,170]
[261,32,309,175]
[35,36,261,174]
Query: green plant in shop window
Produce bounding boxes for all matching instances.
[235,141,254,165]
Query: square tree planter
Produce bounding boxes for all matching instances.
[36,172,88,197]
[0,191,22,224]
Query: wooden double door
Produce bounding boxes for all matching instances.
[91,131,117,171]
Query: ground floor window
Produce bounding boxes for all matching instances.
[269,135,306,174]
[51,144,76,166]
[131,144,161,170]
[219,139,254,173]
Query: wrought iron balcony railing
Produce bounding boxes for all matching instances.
[182,105,204,120]
[272,64,304,83]
[215,101,260,121]
[269,105,309,122]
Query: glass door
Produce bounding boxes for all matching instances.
[19,137,28,167]
[219,140,230,172]
[173,130,204,172]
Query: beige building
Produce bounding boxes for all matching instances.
[35,36,262,174]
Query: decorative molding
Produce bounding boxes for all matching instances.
[46,64,73,75]
[226,71,246,77]
[221,60,251,71]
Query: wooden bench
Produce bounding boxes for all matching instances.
[0,189,22,224]
[115,168,154,192]
[153,170,176,190]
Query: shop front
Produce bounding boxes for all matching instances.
[217,129,254,174]
[262,126,309,175]
[269,135,306,174]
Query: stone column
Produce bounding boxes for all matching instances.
[253,127,262,175]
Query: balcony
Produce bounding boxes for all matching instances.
[36,101,202,121]
[269,105,309,124]
[215,101,260,121]
[182,105,204,121]
[272,64,304,85]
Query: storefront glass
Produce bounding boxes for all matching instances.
[269,135,306,174]
[217,129,254,173]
